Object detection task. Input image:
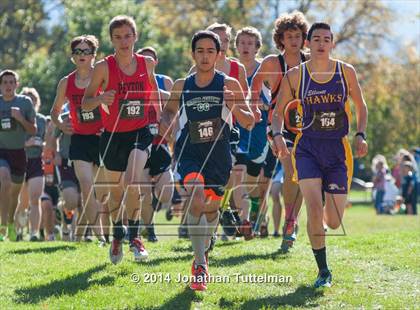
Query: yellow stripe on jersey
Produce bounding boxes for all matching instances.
[342,136,353,190]
[296,64,302,99]
[291,132,303,184]
[306,61,337,84]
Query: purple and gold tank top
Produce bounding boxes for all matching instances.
[297,61,351,139]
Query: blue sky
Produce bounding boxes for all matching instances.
[386,0,419,49]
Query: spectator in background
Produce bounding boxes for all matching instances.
[372,154,388,214]
[401,161,417,215]
[382,174,399,214]
[392,149,416,189]
[412,147,420,170]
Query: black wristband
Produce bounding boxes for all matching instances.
[272,132,284,138]
[355,132,366,140]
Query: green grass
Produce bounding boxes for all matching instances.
[0,205,419,309]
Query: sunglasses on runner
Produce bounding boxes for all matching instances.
[72,48,94,56]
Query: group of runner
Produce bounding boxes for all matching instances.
[0,11,368,290]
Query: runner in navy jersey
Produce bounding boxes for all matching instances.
[159,30,254,291]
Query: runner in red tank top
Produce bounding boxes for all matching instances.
[82,15,160,264]
[50,35,105,243]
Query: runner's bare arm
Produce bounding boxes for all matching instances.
[50,77,71,134]
[250,55,280,105]
[159,79,185,138]
[271,67,299,159]
[145,56,162,123]
[237,63,249,97]
[224,77,254,130]
[82,61,113,110]
[271,67,299,134]
[344,63,368,157]
[164,76,174,92]
[11,107,36,135]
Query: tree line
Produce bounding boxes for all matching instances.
[1,0,418,163]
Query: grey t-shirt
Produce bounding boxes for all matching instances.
[54,112,71,159]
[0,95,36,150]
[25,113,47,158]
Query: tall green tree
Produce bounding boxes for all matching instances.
[0,0,49,70]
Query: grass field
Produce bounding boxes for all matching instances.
[0,203,419,309]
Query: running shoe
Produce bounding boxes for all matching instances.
[239,219,254,241]
[280,221,296,252]
[314,269,332,288]
[190,261,208,291]
[259,223,269,238]
[109,238,123,265]
[129,238,148,262]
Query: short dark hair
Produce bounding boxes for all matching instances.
[0,70,19,84]
[137,46,158,61]
[191,30,221,53]
[307,22,333,41]
[70,35,99,54]
[109,15,137,38]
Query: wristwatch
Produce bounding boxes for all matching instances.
[272,132,284,138]
[355,132,366,140]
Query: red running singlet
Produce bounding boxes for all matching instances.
[101,54,152,133]
[66,71,102,135]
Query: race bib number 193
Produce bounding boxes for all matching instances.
[77,107,101,123]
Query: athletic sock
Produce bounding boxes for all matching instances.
[205,212,219,251]
[187,213,207,266]
[249,197,260,222]
[113,220,125,241]
[285,204,297,225]
[128,219,140,242]
[220,189,232,210]
[147,224,155,234]
[312,247,328,271]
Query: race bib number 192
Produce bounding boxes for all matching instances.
[120,99,144,119]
